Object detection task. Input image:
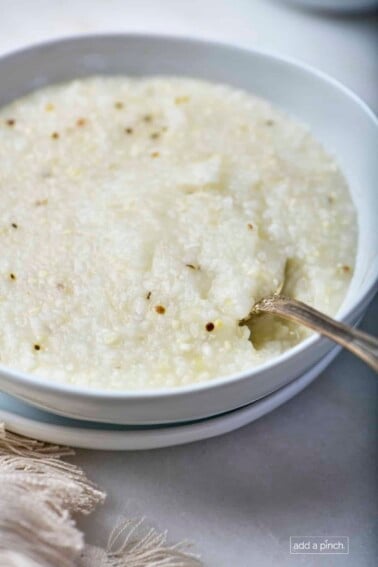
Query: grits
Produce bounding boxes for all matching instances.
[0,77,356,389]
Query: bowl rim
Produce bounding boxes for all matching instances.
[0,32,377,400]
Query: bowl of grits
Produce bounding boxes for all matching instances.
[0,35,376,424]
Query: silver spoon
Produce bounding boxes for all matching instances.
[240,260,378,372]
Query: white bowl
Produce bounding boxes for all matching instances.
[0,35,377,425]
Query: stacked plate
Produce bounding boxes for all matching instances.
[0,36,377,449]
[0,349,339,450]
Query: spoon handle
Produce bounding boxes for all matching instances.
[254,296,378,373]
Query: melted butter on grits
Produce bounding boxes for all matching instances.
[0,77,356,389]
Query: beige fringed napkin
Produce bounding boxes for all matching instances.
[0,424,202,567]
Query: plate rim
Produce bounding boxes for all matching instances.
[0,348,339,450]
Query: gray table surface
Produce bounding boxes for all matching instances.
[1,1,377,565]
[75,299,377,566]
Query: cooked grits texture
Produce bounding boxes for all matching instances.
[0,77,356,389]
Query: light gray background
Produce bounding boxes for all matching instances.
[1,1,376,565]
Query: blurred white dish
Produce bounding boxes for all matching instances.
[283,0,378,11]
[0,35,377,425]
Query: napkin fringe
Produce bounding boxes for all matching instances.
[0,424,202,567]
[81,518,202,567]
[0,423,105,567]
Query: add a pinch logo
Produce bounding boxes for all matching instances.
[290,536,349,555]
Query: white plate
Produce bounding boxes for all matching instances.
[0,349,338,450]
